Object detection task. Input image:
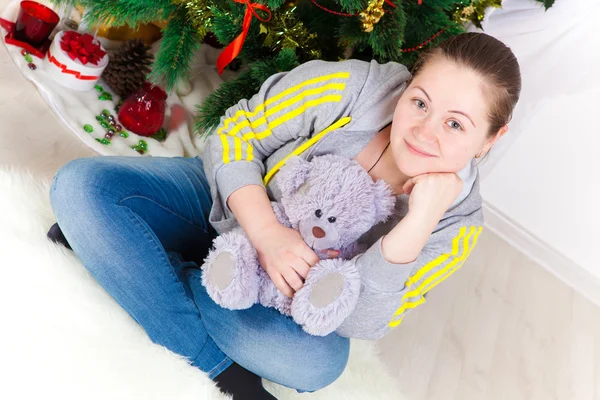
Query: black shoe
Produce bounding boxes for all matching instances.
[47,223,72,250]
[214,362,277,399]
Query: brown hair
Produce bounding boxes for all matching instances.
[408,32,522,137]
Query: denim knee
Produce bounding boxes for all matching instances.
[293,336,350,392]
[50,157,120,215]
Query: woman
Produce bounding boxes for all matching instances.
[48,32,521,399]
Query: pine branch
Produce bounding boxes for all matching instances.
[82,0,176,28]
[539,0,555,10]
[149,9,201,91]
[194,70,259,137]
[48,0,81,7]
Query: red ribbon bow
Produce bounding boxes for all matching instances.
[60,31,107,66]
[216,0,272,75]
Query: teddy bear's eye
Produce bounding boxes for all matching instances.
[328,217,337,223]
[315,209,323,218]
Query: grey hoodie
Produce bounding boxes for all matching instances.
[202,58,484,340]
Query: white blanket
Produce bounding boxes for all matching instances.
[0,169,403,399]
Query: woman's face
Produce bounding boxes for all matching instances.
[390,58,500,177]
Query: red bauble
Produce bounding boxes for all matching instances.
[118,82,167,137]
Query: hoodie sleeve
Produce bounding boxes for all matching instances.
[335,202,484,340]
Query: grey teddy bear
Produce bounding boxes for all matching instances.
[201,154,396,336]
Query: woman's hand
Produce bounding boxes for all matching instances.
[401,172,463,223]
[252,222,320,298]
[381,173,463,264]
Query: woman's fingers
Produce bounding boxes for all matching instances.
[271,272,295,298]
[401,177,417,195]
[299,245,320,267]
[325,249,340,259]
[290,258,311,280]
[282,265,305,293]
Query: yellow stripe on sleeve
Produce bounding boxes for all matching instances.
[220,134,230,164]
[241,95,344,142]
[387,225,482,328]
[263,117,352,185]
[232,85,346,136]
[217,72,350,136]
[404,227,467,287]
[233,137,243,161]
[422,226,483,294]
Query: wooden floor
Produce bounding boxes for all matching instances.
[378,229,600,400]
[2,50,599,399]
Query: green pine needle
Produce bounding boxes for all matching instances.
[149,10,201,91]
[540,0,555,10]
[82,0,176,28]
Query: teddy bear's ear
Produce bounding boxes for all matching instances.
[276,156,311,197]
[372,180,397,223]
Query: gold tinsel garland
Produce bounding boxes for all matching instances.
[172,0,213,38]
[452,0,502,28]
[259,3,321,59]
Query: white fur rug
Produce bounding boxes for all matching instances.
[0,169,403,400]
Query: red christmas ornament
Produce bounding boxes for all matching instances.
[60,31,107,65]
[118,82,167,137]
[14,1,59,46]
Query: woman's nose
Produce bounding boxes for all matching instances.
[415,119,438,142]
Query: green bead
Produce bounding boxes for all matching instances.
[102,109,111,117]
[99,93,113,101]
[119,131,129,138]
[24,54,33,63]
[83,124,93,133]
[94,85,104,92]
[100,122,109,129]
[101,138,111,145]
[138,140,148,150]
[152,128,167,142]
[95,115,104,122]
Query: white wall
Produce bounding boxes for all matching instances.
[471,0,600,301]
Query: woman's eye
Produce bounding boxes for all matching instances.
[413,99,427,111]
[447,120,463,130]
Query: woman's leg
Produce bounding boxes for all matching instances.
[50,155,350,393]
[49,156,232,378]
[183,270,351,393]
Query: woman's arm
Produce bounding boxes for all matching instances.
[381,172,464,263]
[227,185,320,298]
[335,173,484,340]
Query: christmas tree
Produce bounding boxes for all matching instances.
[50,0,553,136]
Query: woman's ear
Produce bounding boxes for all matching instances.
[481,124,508,154]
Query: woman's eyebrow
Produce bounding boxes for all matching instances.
[414,85,476,128]
[448,110,476,128]
[414,86,432,103]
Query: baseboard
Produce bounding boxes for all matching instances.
[482,200,600,309]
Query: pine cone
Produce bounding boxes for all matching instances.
[102,39,154,99]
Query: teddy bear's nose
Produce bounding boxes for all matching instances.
[312,226,326,239]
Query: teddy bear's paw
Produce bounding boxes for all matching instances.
[291,259,361,336]
[201,232,260,310]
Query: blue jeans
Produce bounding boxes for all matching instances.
[49,156,349,392]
